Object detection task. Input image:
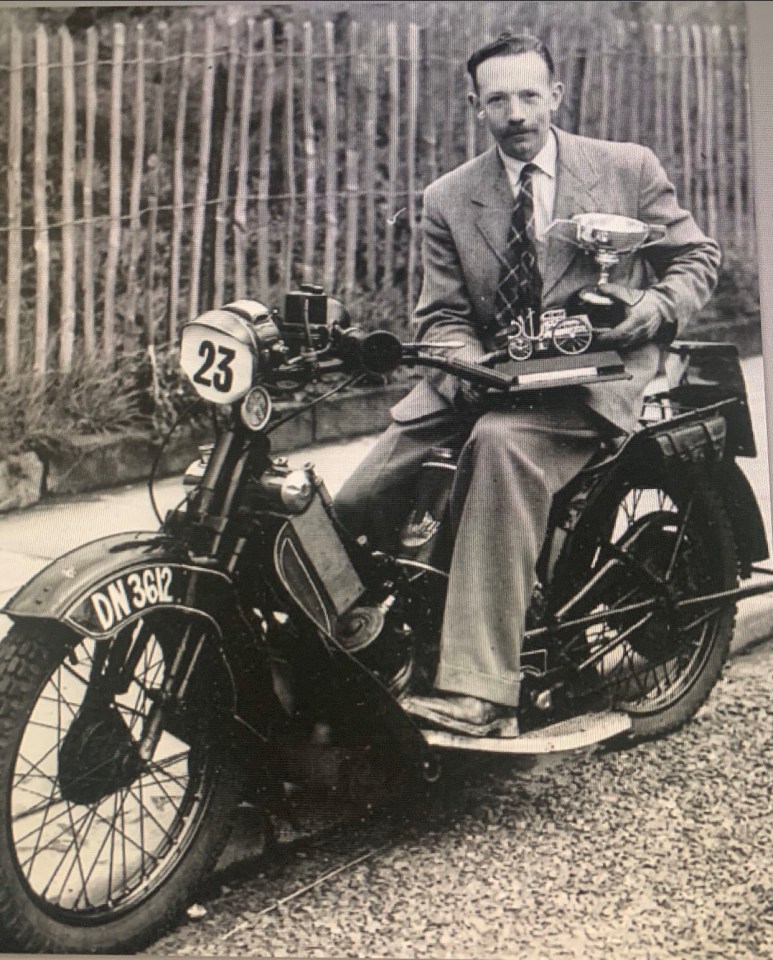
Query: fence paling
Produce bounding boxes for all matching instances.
[610,22,626,143]
[729,24,744,246]
[343,21,360,295]
[693,24,709,230]
[234,18,255,300]
[188,19,216,320]
[33,26,50,383]
[82,27,97,360]
[145,23,168,348]
[664,25,677,165]
[364,27,378,291]
[323,21,338,291]
[679,26,694,222]
[652,24,666,163]
[597,36,610,142]
[125,25,147,352]
[712,27,729,234]
[385,22,399,290]
[59,26,77,374]
[6,23,23,379]
[282,21,297,289]
[442,30,455,174]
[301,20,317,285]
[423,27,438,187]
[168,20,191,342]
[213,20,238,307]
[406,25,420,316]
[257,19,276,294]
[102,22,125,364]
[743,36,754,241]
[701,24,718,239]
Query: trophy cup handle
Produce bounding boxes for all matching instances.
[545,219,582,245]
[640,224,667,248]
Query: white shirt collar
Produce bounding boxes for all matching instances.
[497,128,557,181]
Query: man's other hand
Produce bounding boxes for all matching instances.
[593,285,663,349]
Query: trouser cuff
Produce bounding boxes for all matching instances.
[434,664,520,708]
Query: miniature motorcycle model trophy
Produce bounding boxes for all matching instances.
[0,265,772,951]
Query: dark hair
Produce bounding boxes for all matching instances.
[466,32,555,93]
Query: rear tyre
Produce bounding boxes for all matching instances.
[0,615,243,954]
[554,468,738,738]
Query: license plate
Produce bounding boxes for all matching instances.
[72,566,180,634]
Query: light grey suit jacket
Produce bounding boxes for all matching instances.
[391,127,721,433]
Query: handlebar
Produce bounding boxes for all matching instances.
[331,327,513,391]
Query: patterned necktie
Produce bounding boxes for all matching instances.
[494,162,543,337]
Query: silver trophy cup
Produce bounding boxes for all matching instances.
[547,213,667,327]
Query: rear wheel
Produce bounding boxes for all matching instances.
[0,613,243,954]
[553,468,738,737]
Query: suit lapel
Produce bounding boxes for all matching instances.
[543,128,603,299]
[469,133,606,303]
[471,148,516,273]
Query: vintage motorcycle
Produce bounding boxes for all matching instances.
[0,285,770,954]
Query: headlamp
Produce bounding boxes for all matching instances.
[240,385,273,432]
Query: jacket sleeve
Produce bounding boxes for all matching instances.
[411,188,487,403]
[636,146,722,336]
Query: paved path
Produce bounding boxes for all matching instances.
[1,355,772,650]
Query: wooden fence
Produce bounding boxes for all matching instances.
[0,13,756,381]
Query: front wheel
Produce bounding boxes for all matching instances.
[553,469,738,738]
[0,613,243,954]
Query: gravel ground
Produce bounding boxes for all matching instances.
[152,640,773,960]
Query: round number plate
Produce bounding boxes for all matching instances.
[180,324,256,403]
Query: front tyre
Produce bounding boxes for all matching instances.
[0,616,243,954]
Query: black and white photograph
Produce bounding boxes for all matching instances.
[0,1,770,956]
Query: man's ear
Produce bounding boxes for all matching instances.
[468,92,486,120]
[550,81,565,114]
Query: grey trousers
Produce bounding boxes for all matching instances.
[334,398,608,707]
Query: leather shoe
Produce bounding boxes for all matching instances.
[401,693,520,738]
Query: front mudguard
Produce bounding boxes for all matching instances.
[1,531,265,724]
[3,530,237,636]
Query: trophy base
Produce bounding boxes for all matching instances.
[500,350,630,393]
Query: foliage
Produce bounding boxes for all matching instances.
[0,346,203,460]
[688,246,762,353]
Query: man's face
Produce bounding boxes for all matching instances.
[473,51,563,162]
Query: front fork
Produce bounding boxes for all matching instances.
[85,614,213,759]
[136,624,209,761]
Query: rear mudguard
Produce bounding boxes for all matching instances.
[542,430,768,587]
[714,459,769,574]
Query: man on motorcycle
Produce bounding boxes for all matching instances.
[335,31,721,737]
